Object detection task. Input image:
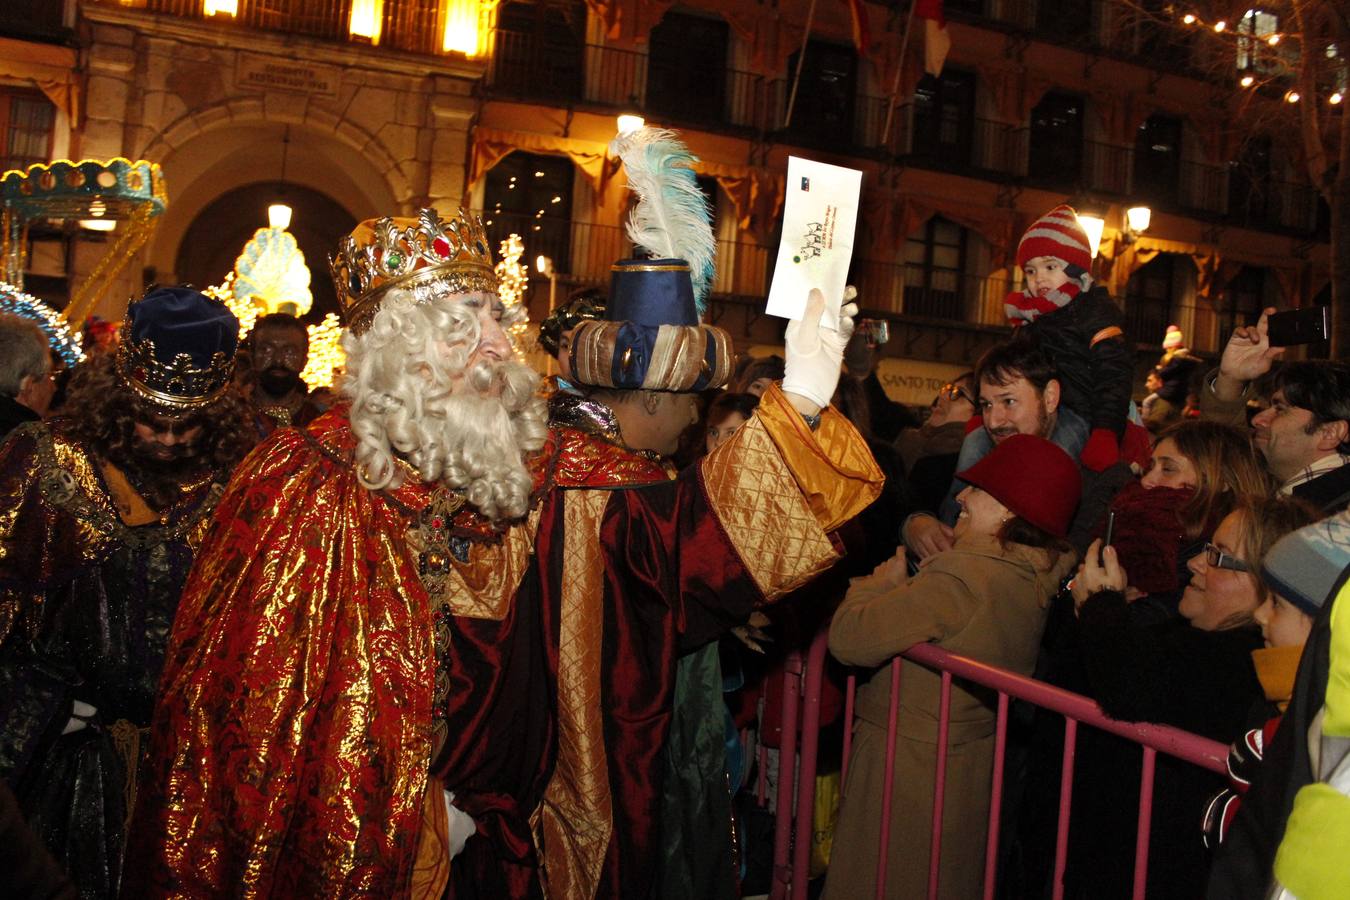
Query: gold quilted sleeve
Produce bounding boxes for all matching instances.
[699,383,884,599]
[748,383,884,532]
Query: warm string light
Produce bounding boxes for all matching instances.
[1173,7,1346,104]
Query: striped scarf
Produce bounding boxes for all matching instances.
[1004,271,1094,326]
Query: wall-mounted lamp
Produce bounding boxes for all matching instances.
[1123,205,1152,244]
[1075,212,1106,259]
[617,114,645,135]
[537,255,558,311]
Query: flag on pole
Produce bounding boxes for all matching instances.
[846,0,870,56]
[916,0,949,76]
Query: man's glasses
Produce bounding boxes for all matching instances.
[1203,542,1250,573]
[941,383,974,405]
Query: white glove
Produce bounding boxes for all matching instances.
[443,790,476,860]
[782,286,859,410]
[62,700,97,735]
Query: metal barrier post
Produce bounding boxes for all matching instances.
[928,671,954,899]
[982,692,1010,900]
[769,651,803,900]
[1132,747,1158,900]
[873,659,904,900]
[789,630,831,899]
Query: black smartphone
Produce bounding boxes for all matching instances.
[1101,510,1116,564]
[1266,307,1329,347]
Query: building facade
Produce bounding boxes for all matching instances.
[0,0,1334,391]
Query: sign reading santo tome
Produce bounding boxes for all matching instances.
[236,53,340,97]
[765,156,862,332]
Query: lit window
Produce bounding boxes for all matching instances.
[1237,9,1278,71]
[349,0,383,44]
[441,0,485,56]
[204,0,238,17]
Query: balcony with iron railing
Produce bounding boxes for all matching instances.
[480,211,1024,328]
[87,0,450,56]
[486,211,1268,361]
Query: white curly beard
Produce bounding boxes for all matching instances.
[342,290,548,524]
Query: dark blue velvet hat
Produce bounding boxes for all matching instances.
[568,258,732,392]
[115,285,239,410]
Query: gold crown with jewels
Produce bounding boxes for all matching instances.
[329,208,499,334]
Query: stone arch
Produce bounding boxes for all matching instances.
[135,101,412,290]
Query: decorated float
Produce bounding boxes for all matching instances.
[1,157,167,329]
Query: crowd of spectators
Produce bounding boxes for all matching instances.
[1,239,1348,899]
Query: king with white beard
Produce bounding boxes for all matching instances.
[127,143,883,900]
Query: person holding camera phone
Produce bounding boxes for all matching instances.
[1200,308,1350,513]
[1205,313,1350,900]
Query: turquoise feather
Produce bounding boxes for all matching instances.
[609,128,715,318]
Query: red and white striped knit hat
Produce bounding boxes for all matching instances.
[1016,205,1093,272]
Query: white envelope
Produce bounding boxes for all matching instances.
[765,156,862,331]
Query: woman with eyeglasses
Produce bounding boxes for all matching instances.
[1058,496,1318,900]
[1094,420,1274,625]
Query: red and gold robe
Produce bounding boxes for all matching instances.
[124,385,882,898]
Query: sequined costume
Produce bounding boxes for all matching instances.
[0,420,227,898]
[124,384,881,899]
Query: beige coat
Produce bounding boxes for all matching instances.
[823,535,1075,900]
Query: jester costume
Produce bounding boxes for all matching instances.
[0,288,241,898]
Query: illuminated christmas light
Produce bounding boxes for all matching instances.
[1214,20,1226,32]
[1331,92,1344,105]
[1240,75,1255,87]
[1182,13,1196,24]
[494,233,533,361]
[300,313,345,390]
[1267,34,1281,46]
[1285,90,1300,103]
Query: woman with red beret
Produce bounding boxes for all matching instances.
[825,434,1082,899]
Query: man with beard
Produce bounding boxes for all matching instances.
[0,286,252,898]
[126,133,881,900]
[247,312,326,436]
[902,337,1092,559]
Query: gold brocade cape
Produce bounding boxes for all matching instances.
[124,386,883,899]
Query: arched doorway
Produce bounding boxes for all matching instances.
[174,182,357,322]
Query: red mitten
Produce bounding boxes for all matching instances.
[1080,428,1120,472]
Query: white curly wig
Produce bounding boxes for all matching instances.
[341,289,548,523]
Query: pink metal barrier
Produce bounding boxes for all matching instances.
[767,627,1229,900]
